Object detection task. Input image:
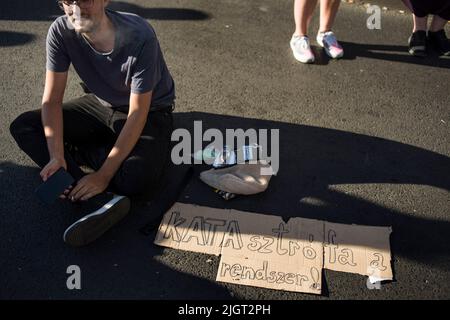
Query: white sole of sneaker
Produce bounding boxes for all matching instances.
[63,195,130,247]
[408,47,426,57]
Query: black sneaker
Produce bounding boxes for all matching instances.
[408,30,427,57]
[63,193,131,247]
[427,29,450,56]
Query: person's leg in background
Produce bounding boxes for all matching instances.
[408,14,428,57]
[413,14,428,32]
[406,0,450,56]
[293,0,318,37]
[429,15,448,32]
[316,0,344,59]
[428,14,450,56]
[318,0,341,33]
[291,0,318,63]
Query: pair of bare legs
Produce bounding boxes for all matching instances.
[290,0,343,63]
[409,14,450,56]
[413,14,448,32]
[293,0,341,37]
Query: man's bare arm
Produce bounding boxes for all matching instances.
[40,70,68,181]
[68,90,152,201]
[99,91,152,180]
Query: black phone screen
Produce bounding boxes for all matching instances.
[35,167,75,205]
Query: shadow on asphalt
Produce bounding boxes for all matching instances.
[2,112,449,298]
[0,0,210,21]
[0,31,36,47]
[170,112,450,268]
[108,2,211,20]
[0,160,233,299]
[313,41,450,69]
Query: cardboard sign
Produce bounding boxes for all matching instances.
[217,256,322,294]
[154,203,324,294]
[154,203,393,294]
[154,204,229,255]
[217,210,324,294]
[323,222,393,280]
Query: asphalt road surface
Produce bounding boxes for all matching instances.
[0,0,449,299]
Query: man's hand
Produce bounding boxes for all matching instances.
[68,171,111,202]
[40,157,67,182]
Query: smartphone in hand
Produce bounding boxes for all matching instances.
[35,167,75,205]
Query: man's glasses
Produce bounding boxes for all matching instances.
[58,0,94,10]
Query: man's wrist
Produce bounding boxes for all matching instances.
[97,167,115,182]
[50,155,65,163]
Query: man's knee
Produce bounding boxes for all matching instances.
[9,110,42,142]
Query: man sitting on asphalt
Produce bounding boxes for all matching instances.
[10,0,175,246]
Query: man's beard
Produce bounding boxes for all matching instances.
[68,6,96,33]
[70,17,95,33]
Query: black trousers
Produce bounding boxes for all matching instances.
[9,94,174,197]
[410,0,450,20]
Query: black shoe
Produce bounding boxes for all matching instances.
[427,29,450,56]
[408,30,427,57]
[63,193,131,247]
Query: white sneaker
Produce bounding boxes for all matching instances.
[316,31,344,59]
[290,35,315,63]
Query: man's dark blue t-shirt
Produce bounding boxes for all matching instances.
[46,9,175,110]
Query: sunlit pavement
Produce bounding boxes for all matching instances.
[0,0,449,299]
